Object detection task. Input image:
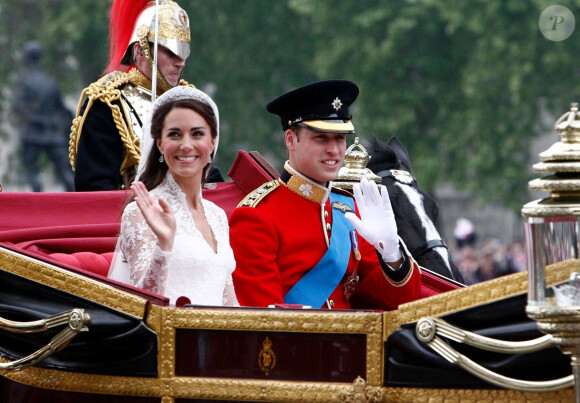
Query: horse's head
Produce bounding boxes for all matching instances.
[366,136,464,283]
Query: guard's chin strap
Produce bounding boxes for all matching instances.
[138,37,173,93]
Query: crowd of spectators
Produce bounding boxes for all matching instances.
[449,218,527,285]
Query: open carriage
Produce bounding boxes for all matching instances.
[0,145,575,402]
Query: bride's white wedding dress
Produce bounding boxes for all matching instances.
[109,173,238,306]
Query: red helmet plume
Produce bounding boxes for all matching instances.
[106,0,151,73]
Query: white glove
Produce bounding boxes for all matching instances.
[345,178,402,262]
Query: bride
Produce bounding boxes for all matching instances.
[108,86,238,306]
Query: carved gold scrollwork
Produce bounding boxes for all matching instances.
[337,376,385,402]
[257,336,276,376]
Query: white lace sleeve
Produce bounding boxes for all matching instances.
[223,274,240,306]
[119,203,173,295]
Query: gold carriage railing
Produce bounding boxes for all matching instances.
[415,316,574,392]
[0,308,91,371]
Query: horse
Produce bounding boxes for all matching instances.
[366,136,465,284]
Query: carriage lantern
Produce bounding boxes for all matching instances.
[334,137,381,191]
[523,102,580,401]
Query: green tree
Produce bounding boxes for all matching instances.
[179,0,318,170]
[289,0,580,209]
[3,0,580,211]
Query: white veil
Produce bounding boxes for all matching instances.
[108,86,220,284]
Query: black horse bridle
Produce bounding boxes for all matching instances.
[376,169,448,259]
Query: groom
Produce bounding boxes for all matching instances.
[229,80,421,309]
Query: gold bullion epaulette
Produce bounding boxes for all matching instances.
[237,180,279,208]
[69,70,142,171]
[96,71,128,89]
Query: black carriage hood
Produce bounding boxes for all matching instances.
[384,293,571,388]
[0,270,158,377]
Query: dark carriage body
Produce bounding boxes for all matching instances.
[0,151,573,402]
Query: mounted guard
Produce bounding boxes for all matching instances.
[69,0,193,191]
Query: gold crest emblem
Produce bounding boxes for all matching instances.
[258,336,276,376]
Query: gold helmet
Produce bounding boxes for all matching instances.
[107,0,190,88]
[121,1,190,65]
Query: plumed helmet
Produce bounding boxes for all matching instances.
[107,0,190,73]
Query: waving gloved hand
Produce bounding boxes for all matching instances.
[345,178,402,263]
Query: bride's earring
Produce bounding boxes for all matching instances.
[208,156,213,164]
[159,153,164,163]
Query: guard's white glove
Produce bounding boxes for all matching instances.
[345,178,402,263]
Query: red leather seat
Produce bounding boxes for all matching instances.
[49,252,115,277]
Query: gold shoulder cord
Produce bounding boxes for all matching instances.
[69,71,141,173]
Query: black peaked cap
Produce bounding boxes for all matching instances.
[267,80,359,133]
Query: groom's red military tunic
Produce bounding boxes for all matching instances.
[229,163,422,309]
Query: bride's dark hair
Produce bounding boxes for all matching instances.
[140,98,218,191]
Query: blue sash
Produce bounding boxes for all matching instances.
[284,193,355,307]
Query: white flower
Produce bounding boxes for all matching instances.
[299,184,313,197]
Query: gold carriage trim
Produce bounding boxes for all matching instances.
[237,180,279,208]
[384,260,577,337]
[0,242,576,401]
[2,360,572,403]
[0,246,149,318]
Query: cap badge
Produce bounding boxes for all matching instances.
[332,97,343,111]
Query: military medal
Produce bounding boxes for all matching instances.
[350,230,361,261]
[344,230,360,301]
[343,270,359,301]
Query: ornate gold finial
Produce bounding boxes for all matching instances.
[523,102,580,217]
[334,137,382,191]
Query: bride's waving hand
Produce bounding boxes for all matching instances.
[131,181,176,252]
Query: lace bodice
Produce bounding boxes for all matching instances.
[116,173,238,306]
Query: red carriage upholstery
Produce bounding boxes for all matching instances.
[418,268,461,298]
[48,252,116,277]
